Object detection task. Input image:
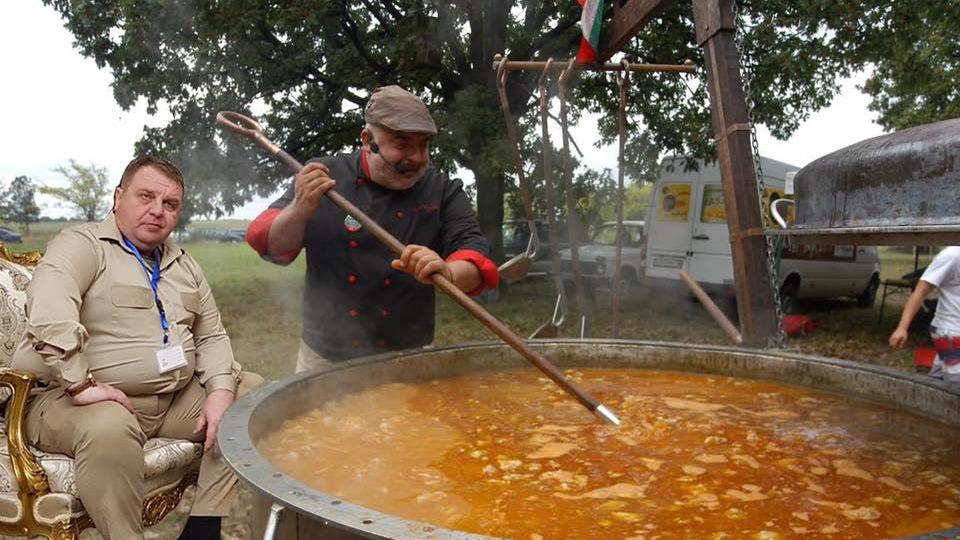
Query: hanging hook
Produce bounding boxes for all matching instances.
[556,57,589,336]
[552,289,568,327]
[496,52,510,90]
[494,52,540,264]
[538,57,566,331]
[616,58,630,147]
[616,58,630,87]
[559,58,577,88]
[538,57,554,102]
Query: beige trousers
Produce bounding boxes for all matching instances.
[295,339,335,373]
[25,372,263,540]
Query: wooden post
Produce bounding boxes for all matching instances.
[691,0,778,346]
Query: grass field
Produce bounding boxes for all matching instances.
[2,221,945,538]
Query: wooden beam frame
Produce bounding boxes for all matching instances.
[598,0,673,61]
[597,0,779,345]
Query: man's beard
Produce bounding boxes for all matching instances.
[371,157,427,190]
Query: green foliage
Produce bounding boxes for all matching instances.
[0,176,41,234]
[854,2,960,129]
[41,0,960,251]
[576,1,960,161]
[41,160,112,222]
[599,182,654,223]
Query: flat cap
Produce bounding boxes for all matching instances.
[364,85,437,135]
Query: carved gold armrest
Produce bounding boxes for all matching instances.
[0,244,42,268]
[0,368,50,495]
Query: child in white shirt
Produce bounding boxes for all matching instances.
[890,246,960,382]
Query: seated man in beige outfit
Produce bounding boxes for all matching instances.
[11,155,261,540]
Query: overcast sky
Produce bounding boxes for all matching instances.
[1,0,885,220]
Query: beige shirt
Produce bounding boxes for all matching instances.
[12,214,240,397]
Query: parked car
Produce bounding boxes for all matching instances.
[502,219,568,276]
[0,227,23,244]
[217,228,248,243]
[559,220,645,287]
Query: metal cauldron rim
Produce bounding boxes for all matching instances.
[219,339,960,539]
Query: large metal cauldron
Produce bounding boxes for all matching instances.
[777,117,960,245]
[794,117,960,229]
[220,340,960,539]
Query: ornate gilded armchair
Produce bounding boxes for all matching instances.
[0,245,203,539]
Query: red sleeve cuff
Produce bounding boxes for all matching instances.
[446,249,499,296]
[246,208,301,265]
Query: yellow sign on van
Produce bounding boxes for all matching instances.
[657,183,691,222]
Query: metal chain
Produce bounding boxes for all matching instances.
[732,1,787,348]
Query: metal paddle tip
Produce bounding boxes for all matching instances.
[594,404,621,426]
[215,111,264,137]
[216,111,283,155]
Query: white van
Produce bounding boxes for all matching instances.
[644,156,881,311]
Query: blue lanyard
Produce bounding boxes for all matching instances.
[121,236,170,345]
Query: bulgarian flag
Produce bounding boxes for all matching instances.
[576,0,604,63]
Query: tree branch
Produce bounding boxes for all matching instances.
[547,111,584,157]
[340,7,389,72]
[379,0,404,21]
[528,17,580,54]
[436,2,470,74]
[359,0,397,37]
[522,1,549,35]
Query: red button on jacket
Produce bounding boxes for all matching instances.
[348,274,358,284]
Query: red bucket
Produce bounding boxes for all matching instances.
[783,314,814,337]
[914,347,937,368]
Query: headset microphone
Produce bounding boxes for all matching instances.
[368,139,414,174]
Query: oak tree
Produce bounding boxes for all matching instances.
[42,0,959,256]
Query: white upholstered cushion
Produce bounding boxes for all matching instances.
[0,424,202,523]
[0,259,29,369]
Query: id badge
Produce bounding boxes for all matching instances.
[156,344,188,374]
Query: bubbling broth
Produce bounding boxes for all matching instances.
[260,369,960,539]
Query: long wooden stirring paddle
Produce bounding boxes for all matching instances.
[217,111,620,426]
